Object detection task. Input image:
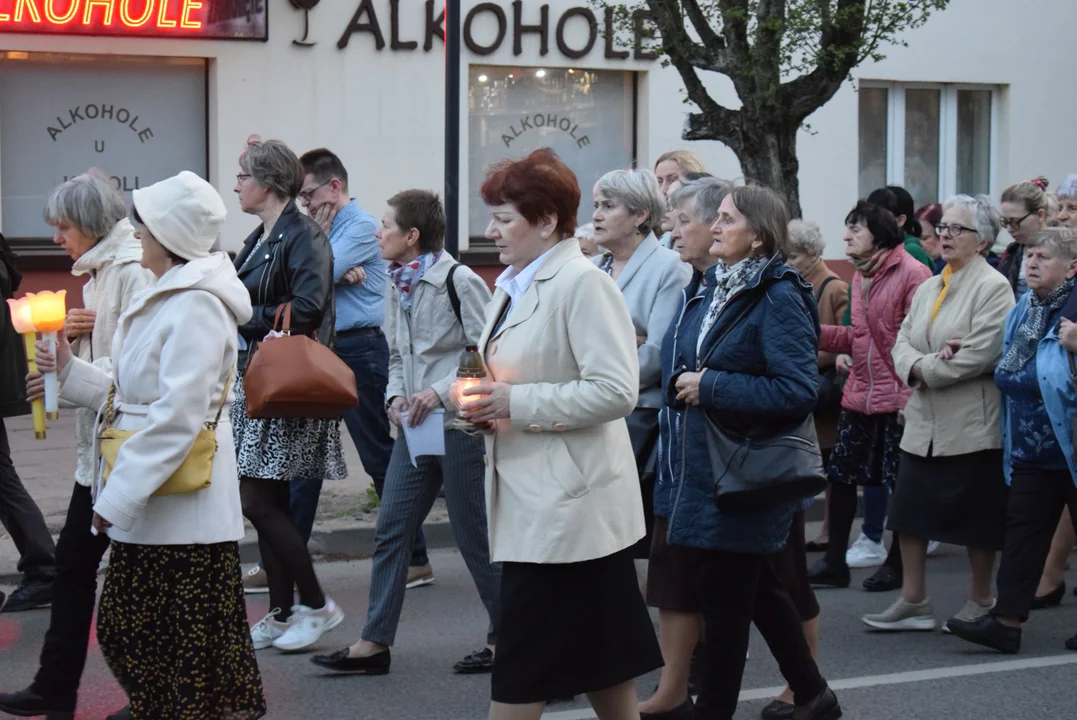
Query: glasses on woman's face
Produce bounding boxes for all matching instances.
[1000,211,1033,230]
[236,173,251,185]
[935,224,977,238]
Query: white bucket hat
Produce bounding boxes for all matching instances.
[132,171,226,261]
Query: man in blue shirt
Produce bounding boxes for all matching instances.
[292,149,430,581]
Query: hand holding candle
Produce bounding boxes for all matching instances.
[449,345,494,435]
[26,291,67,419]
[6,296,46,440]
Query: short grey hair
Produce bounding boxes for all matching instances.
[1057,174,1077,201]
[42,169,126,240]
[1027,227,1077,262]
[574,222,595,241]
[669,177,730,225]
[943,194,1001,256]
[595,168,667,236]
[240,139,304,201]
[787,219,826,257]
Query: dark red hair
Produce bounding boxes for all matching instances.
[915,203,943,231]
[480,148,580,238]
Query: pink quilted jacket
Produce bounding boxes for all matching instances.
[820,245,932,416]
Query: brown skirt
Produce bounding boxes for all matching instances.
[646,516,709,612]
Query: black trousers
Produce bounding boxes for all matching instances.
[994,464,1077,622]
[0,417,56,582]
[696,548,827,719]
[30,483,111,706]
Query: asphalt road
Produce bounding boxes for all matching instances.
[3,544,1077,719]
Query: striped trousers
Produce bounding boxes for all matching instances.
[361,429,501,646]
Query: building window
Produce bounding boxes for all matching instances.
[468,65,635,246]
[0,53,207,250]
[858,81,998,206]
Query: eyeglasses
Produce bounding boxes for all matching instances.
[1000,211,1033,230]
[298,180,331,203]
[935,224,977,238]
[236,173,251,184]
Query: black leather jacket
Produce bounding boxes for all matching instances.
[234,202,335,370]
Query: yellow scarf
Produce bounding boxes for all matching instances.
[931,265,953,324]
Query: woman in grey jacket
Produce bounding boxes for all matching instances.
[312,190,502,677]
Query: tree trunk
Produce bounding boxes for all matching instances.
[734,118,804,220]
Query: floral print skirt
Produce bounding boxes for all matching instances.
[97,541,267,720]
[826,409,903,488]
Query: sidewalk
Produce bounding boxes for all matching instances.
[0,412,452,583]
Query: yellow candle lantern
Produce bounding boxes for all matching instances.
[6,297,46,439]
[26,291,67,420]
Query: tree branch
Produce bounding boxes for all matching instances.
[781,0,867,121]
[647,0,731,73]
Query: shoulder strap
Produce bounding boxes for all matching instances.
[446,263,463,327]
[208,369,235,430]
[815,276,837,302]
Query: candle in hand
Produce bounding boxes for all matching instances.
[6,297,47,439]
[27,291,67,419]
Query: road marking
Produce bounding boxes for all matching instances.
[539,653,1077,718]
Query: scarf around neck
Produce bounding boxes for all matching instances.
[998,277,1075,373]
[388,251,442,311]
[696,254,768,355]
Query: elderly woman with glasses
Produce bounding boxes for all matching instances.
[999,178,1052,298]
[946,227,1077,654]
[865,195,1015,633]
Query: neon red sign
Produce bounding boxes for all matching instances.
[0,1,267,40]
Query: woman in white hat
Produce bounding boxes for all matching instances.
[30,171,267,720]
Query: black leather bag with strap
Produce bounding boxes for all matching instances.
[814,276,846,412]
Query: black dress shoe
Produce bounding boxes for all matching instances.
[1065,632,1077,651]
[793,687,842,720]
[106,706,132,720]
[760,698,795,719]
[310,648,391,675]
[0,688,75,718]
[0,579,53,613]
[1031,581,1066,610]
[640,698,695,719]
[804,540,829,553]
[807,559,850,588]
[453,647,494,674]
[947,615,1021,654]
[862,564,902,592]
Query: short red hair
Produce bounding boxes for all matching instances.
[480,148,580,238]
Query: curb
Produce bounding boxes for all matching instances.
[0,496,833,585]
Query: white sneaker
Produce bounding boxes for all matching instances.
[272,598,345,652]
[250,608,291,650]
[862,597,937,632]
[927,540,941,556]
[846,533,887,569]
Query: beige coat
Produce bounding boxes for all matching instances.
[479,239,644,564]
[383,252,492,427]
[892,254,1015,457]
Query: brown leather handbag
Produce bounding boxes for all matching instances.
[243,303,358,419]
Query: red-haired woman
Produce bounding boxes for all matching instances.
[455,148,661,720]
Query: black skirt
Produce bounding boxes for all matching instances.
[646,516,709,612]
[769,511,820,623]
[827,409,903,487]
[492,547,663,704]
[888,449,1009,550]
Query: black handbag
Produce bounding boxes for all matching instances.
[697,284,828,514]
[813,277,846,412]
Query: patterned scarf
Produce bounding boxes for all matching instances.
[998,277,1074,373]
[696,255,768,354]
[388,251,442,311]
[851,248,891,295]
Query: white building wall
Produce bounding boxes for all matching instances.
[1,0,1073,258]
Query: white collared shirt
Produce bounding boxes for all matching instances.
[494,243,560,319]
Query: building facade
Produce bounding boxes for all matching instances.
[0,0,1072,295]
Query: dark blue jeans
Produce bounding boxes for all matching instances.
[861,484,889,545]
[284,329,427,567]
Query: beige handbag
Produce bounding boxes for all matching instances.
[98,373,232,496]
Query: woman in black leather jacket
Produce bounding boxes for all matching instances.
[232,139,348,653]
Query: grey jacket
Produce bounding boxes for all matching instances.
[593,235,692,408]
[384,252,492,426]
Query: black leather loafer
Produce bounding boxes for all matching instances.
[0,688,75,718]
[794,687,842,720]
[640,698,695,719]
[1031,582,1065,610]
[760,698,795,719]
[453,647,494,674]
[807,559,850,588]
[1064,632,1077,651]
[947,615,1021,654]
[862,565,902,592]
[310,648,391,674]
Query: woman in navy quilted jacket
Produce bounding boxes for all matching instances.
[662,184,840,720]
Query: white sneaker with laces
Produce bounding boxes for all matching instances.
[846,533,887,569]
[272,598,345,652]
[250,608,291,650]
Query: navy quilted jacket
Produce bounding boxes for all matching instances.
[660,255,820,553]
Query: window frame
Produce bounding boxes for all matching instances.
[859,80,1000,203]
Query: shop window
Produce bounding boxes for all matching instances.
[468,65,635,247]
[0,53,207,250]
[858,81,998,205]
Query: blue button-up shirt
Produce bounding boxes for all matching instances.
[330,200,387,331]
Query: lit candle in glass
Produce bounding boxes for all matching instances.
[6,297,46,439]
[27,291,67,420]
[450,345,489,435]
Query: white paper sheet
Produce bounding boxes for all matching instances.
[399,409,446,467]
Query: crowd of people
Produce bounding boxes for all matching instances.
[0,136,1076,720]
